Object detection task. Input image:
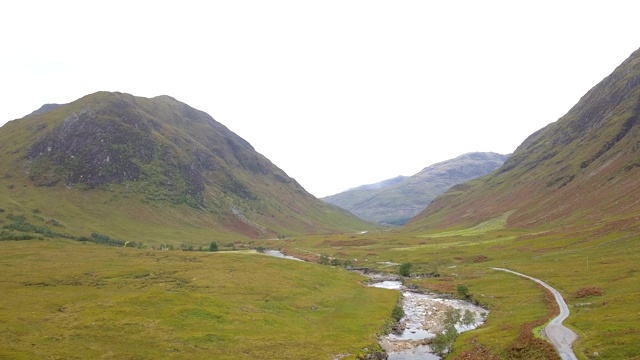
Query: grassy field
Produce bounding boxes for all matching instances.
[0,240,398,359]
[266,220,640,359]
[2,200,639,359]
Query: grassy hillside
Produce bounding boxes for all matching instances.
[407,48,640,232]
[265,48,640,359]
[0,240,398,359]
[323,152,508,225]
[0,92,377,243]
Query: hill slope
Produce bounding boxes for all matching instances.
[0,92,375,243]
[323,152,508,225]
[407,47,640,232]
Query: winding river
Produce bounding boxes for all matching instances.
[369,280,488,359]
[263,250,488,359]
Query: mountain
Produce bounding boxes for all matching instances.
[323,152,509,225]
[0,92,375,244]
[347,175,408,192]
[27,103,62,117]
[407,47,640,232]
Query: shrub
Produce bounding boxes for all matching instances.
[399,262,413,277]
[431,323,458,355]
[3,219,57,238]
[6,214,25,223]
[391,304,404,322]
[181,244,194,251]
[209,242,219,252]
[46,219,63,227]
[445,307,462,324]
[574,286,604,298]
[0,230,37,241]
[457,285,470,299]
[462,309,475,327]
[319,254,330,265]
[90,233,126,247]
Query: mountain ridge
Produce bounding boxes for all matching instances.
[323,152,509,225]
[0,91,376,242]
[407,47,640,232]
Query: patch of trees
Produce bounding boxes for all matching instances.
[431,307,477,355]
[76,233,146,248]
[1,213,76,241]
[317,254,354,269]
[397,262,440,278]
[0,230,40,241]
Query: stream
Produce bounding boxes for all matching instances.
[369,280,488,359]
[263,250,488,359]
[263,249,304,261]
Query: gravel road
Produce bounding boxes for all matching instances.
[492,268,578,360]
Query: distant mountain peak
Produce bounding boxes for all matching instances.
[27,103,62,117]
[323,152,509,225]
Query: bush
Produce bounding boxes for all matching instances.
[46,219,63,227]
[3,218,58,238]
[181,244,194,251]
[457,285,470,299]
[6,214,26,223]
[391,304,404,322]
[319,254,330,265]
[209,242,219,252]
[399,262,413,277]
[90,233,126,247]
[431,323,458,355]
[0,230,38,241]
[574,286,604,298]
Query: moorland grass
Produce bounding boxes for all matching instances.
[269,223,640,359]
[0,240,398,359]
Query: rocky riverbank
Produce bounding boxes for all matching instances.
[369,281,488,359]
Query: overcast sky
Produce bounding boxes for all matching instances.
[1,1,639,197]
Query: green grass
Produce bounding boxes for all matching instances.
[2,211,639,359]
[271,223,640,359]
[0,240,397,359]
[419,211,513,238]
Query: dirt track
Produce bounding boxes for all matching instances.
[492,268,578,360]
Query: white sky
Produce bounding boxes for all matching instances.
[1,1,639,197]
